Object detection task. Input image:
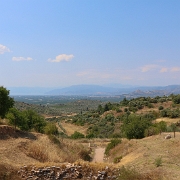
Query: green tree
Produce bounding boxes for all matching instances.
[97,105,103,114]
[120,98,129,106]
[6,108,28,130]
[6,108,46,132]
[170,123,177,138]
[104,103,110,112]
[0,86,14,119]
[70,131,85,139]
[23,110,46,132]
[157,121,167,134]
[121,114,151,139]
[158,106,164,110]
[173,95,180,104]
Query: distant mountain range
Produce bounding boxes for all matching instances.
[9,84,180,97]
[46,84,180,97]
[46,85,118,95]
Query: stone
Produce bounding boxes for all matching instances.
[165,134,171,139]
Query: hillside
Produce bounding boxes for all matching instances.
[109,133,180,180]
[1,125,180,179]
[0,125,117,179]
[3,94,180,179]
[13,94,180,139]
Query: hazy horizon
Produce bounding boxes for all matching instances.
[7,84,180,96]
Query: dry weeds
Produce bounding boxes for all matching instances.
[60,121,88,136]
[1,125,180,179]
[108,133,180,180]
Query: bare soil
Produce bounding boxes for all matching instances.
[92,147,105,163]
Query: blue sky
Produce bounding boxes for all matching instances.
[1,0,180,88]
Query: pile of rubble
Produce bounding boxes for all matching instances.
[18,163,119,180]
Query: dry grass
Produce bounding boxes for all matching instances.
[27,143,49,162]
[136,101,173,115]
[107,133,180,180]
[1,125,180,179]
[0,164,21,180]
[0,125,92,166]
[25,134,91,163]
[155,117,180,125]
[118,166,167,180]
[60,121,88,136]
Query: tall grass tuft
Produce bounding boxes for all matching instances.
[27,143,48,162]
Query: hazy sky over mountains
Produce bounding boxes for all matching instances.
[0,0,180,88]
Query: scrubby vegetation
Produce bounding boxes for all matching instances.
[105,138,122,155]
[70,131,85,139]
[2,87,180,179]
[6,108,47,133]
[9,92,180,139]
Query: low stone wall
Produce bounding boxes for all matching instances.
[18,163,119,179]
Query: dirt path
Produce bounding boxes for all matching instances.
[92,147,105,163]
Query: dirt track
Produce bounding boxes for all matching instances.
[92,147,105,163]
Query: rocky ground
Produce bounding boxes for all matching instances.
[18,163,119,180]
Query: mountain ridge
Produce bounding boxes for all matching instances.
[8,84,180,96]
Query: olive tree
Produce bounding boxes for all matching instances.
[170,123,177,138]
[0,86,14,119]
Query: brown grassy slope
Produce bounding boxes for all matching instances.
[0,126,91,175]
[60,121,88,136]
[0,125,179,180]
[108,132,180,180]
[101,101,174,118]
[155,117,180,125]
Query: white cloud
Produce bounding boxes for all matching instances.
[171,67,180,72]
[48,54,74,62]
[141,64,158,72]
[160,67,168,73]
[12,57,33,61]
[0,44,10,54]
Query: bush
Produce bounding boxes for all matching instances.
[44,123,58,135]
[124,108,128,112]
[109,133,122,138]
[86,133,96,138]
[173,95,180,104]
[154,156,162,167]
[144,126,159,137]
[105,138,121,155]
[118,166,143,180]
[78,149,91,161]
[158,106,164,110]
[70,131,85,139]
[147,103,154,108]
[114,156,122,163]
[121,114,152,139]
[6,108,46,132]
[116,108,122,113]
